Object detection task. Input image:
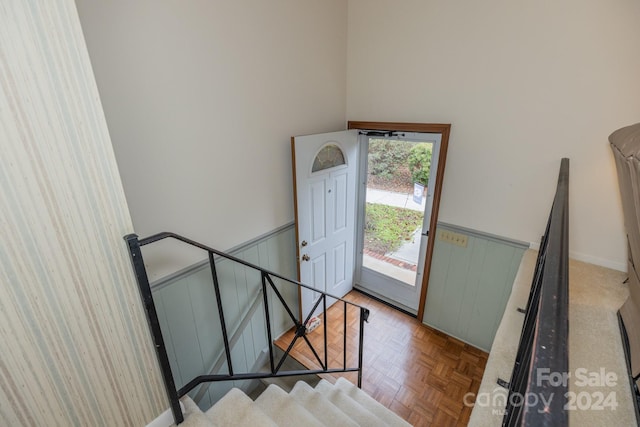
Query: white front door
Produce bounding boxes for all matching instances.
[292,130,358,319]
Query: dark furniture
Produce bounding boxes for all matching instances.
[610,122,640,424]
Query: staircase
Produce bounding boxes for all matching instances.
[126,232,373,425]
[177,377,410,427]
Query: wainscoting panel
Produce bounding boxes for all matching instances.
[150,224,298,410]
[423,223,527,351]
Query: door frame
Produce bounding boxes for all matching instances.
[348,121,451,320]
[291,137,303,319]
[354,132,441,313]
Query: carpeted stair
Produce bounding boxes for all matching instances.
[177,377,411,427]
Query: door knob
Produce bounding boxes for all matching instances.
[301,254,310,262]
[301,240,308,247]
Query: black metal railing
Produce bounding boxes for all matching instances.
[125,232,369,425]
[500,158,569,426]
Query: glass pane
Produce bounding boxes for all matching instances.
[312,144,345,172]
[363,139,433,286]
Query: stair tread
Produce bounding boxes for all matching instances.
[314,380,387,427]
[188,379,410,427]
[335,377,411,427]
[206,388,277,427]
[254,384,324,427]
[289,381,359,427]
[176,396,217,427]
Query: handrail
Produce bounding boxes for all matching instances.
[138,232,364,304]
[125,232,370,425]
[501,158,569,426]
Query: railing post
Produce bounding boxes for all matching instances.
[323,295,328,370]
[208,252,233,377]
[343,300,347,370]
[357,307,369,388]
[261,272,275,374]
[124,235,183,424]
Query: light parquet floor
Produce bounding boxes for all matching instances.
[274,290,488,426]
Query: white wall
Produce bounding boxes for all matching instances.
[76,0,348,278]
[347,0,640,270]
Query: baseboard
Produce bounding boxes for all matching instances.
[529,241,626,272]
[421,321,490,353]
[569,250,626,272]
[146,402,185,427]
[352,287,416,318]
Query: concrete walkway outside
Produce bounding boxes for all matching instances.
[366,188,425,212]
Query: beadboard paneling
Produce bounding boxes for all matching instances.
[149,225,298,410]
[423,224,527,351]
[0,1,165,425]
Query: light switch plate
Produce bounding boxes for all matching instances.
[439,230,468,248]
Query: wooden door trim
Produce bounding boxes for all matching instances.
[290,137,303,320]
[347,121,451,320]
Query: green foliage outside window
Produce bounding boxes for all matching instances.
[368,139,412,179]
[408,143,432,187]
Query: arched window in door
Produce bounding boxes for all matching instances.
[312,144,346,172]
